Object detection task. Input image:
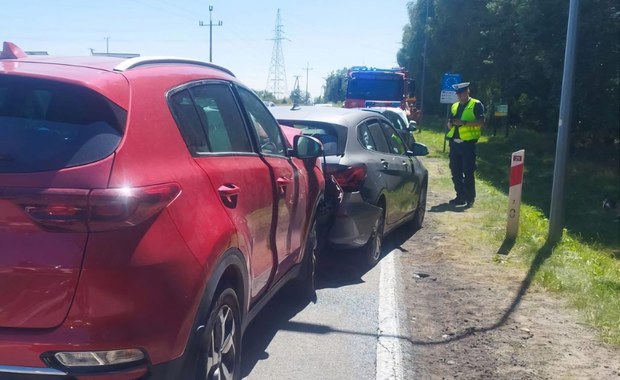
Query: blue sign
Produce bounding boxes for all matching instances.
[440,73,461,104]
[441,73,461,91]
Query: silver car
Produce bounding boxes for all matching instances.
[364,106,418,148]
[271,106,428,266]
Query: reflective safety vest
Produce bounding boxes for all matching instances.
[446,98,482,141]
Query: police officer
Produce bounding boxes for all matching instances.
[446,82,485,207]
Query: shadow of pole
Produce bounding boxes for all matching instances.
[497,237,516,255]
[410,240,556,345]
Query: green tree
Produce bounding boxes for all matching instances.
[290,88,310,104]
[398,0,619,145]
[254,90,277,103]
[324,68,348,103]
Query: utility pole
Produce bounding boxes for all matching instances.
[199,5,223,62]
[293,75,301,90]
[292,75,301,104]
[104,36,110,54]
[419,0,430,125]
[548,0,580,244]
[303,61,313,99]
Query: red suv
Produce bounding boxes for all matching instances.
[0,41,323,379]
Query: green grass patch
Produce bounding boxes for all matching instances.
[415,117,620,346]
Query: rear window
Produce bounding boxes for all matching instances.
[346,75,404,101]
[0,76,125,173]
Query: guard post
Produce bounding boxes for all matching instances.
[506,150,525,240]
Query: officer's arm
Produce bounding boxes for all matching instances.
[469,102,485,128]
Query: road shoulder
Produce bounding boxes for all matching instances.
[396,158,619,379]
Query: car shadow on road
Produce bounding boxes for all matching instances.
[316,221,421,290]
[241,222,426,376]
[315,248,370,289]
[409,240,555,346]
[241,287,313,377]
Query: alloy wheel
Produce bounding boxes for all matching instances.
[205,304,237,380]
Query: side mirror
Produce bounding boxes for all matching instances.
[409,142,429,157]
[407,121,417,132]
[292,135,323,159]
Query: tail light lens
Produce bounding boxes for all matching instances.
[3,183,181,232]
[325,164,366,192]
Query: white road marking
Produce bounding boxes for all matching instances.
[376,250,404,380]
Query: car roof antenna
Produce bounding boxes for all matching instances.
[0,41,27,59]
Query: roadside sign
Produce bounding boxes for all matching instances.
[506,150,525,240]
[495,104,508,117]
[440,73,461,104]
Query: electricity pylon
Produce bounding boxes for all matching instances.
[265,9,288,99]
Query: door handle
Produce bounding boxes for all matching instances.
[218,184,240,208]
[381,159,389,169]
[276,177,290,196]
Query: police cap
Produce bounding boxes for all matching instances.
[452,82,470,93]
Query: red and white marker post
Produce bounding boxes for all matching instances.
[506,150,525,239]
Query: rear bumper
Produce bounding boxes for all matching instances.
[328,192,382,248]
[0,217,203,378]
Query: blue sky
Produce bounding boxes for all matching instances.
[3,0,411,99]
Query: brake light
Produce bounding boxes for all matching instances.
[3,183,181,232]
[326,164,366,192]
[88,184,181,231]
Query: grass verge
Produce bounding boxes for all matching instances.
[415,117,620,346]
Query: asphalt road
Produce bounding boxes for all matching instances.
[241,246,400,380]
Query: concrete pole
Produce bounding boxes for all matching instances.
[548,0,580,244]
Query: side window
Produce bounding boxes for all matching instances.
[384,111,406,131]
[367,121,390,153]
[170,83,252,154]
[357,122,377,150]
[381,121,406,155]
[237,87,286,156]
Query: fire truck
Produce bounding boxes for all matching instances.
[344,66,419,121]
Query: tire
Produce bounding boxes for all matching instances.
[363,208,385,267]
[287,220,317,303]
[412,182,427,231]
[197,287,241,380]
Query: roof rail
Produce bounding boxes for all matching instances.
[113,56,235,77]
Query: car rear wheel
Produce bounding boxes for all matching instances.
[363,208,385,267]
[198,287,241,380]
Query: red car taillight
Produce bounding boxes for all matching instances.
[326,164,366,192]
[5,183,181,232]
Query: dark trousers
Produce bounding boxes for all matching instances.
[449,139,477,202]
